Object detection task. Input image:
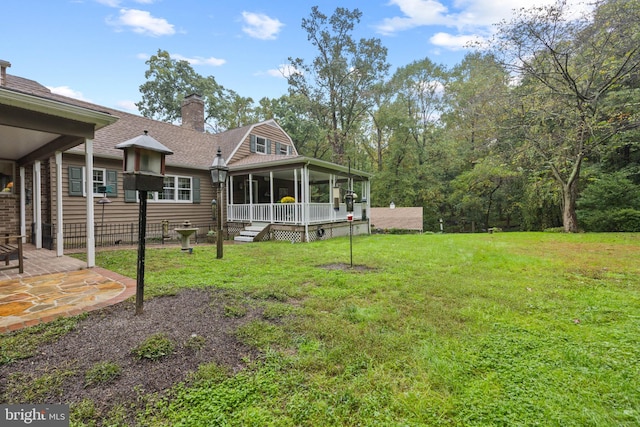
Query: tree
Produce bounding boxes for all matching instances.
[577,172,640,231]
[137,50,251,132]
[287,7,390,165]
[490,0,640,232]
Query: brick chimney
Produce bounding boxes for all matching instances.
[0,60,11,86]
[181,93,205,132]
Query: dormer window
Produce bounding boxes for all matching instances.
[256,136,267,154]
[250,134,272,154]
[279,144,288,155]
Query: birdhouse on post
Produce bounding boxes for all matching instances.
[115,130,173,192]
[115,131,173,315]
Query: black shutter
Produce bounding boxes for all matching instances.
[250,134,256,153]
[275,141,281,154]
[266,139,272,154]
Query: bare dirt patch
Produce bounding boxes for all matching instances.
[318,263,377,272]
[0,288,263,421]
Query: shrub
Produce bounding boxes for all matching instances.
[131,333,174,361]
[85,361,121,387]
[610,208,640,231]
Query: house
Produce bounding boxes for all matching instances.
[0,60,371,269]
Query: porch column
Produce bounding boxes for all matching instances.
[228,176,234,221]
[55,151,64,256]
[85,139,96,268]
[33,160,42,249]
[19,167,26,243]
[269,171,274,223]
[303,164,309,241]
[293,169,299,224]
[248,173,254,223]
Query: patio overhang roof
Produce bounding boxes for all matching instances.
[0,87,118,166]
[228,155,373,181]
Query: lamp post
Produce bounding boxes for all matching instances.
[116,131,173,315]
[209,147,228,259]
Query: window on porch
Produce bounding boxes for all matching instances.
[0,161,15,194]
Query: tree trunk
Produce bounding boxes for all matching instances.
[562,180,579,233]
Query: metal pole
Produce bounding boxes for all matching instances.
[135,190,147,315]
[349,222,353,268]
[216,184,223,259]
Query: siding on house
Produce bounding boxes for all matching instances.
[228,121,296,164]
[52,154,217,227]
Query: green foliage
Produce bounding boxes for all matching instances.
[223,303,248,318]
[84,361,121,387]
[578,172,640,231]
[0,315,84,365]
[86,234,640,426]
[131,333,175,361]
[184,334,207,352]
[4,369,76,403]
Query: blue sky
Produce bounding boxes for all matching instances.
[2,0,575,114]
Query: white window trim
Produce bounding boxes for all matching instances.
[80,166,108,197]
[148,175,193,203]
[256,136,267,154]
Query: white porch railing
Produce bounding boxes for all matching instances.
[227,203,364,225]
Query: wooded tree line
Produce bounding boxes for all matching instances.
[137,0,640,233]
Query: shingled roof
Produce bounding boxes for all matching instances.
[4,74,237,170]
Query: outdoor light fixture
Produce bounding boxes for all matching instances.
[209,147,228,185]
[116,130,173,315]
[209,147,228,259]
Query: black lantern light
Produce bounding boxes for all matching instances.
[209,147,228,259]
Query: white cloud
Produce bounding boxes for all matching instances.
[241,11,284,40]
[376,0,451,35]
[172,54,226,67]
[265,64,301,79]
[95,0,121,7]
[108,9,175,37]
[430,32,483,50]
[47,86,91,102]
[378,0,588,34]
[116,100,140,112]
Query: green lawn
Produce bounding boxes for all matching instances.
[8,232,640,425]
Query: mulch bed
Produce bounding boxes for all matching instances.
[0,288,263,421]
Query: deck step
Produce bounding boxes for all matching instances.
[233,223,269,243]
